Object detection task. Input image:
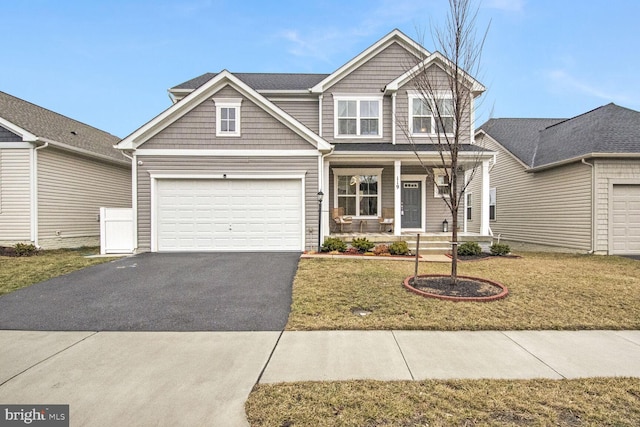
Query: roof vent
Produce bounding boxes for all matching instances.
[70,131,78,135]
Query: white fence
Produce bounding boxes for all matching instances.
[99,207,134,254]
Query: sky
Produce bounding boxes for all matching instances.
[2,0,640,138]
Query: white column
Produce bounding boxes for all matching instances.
[480,159,490,235]
[394,160,402,236]
[322,158,331,240]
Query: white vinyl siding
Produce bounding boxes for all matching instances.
[0,148,31,242]
[37,148,131,245]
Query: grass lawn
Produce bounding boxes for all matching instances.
[247,378,640,426]
[0,247,119,296]
[286,252,640,330]
[247,252,640,426]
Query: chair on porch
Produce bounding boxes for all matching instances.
[331,207,353,232]
[378,207,394,232]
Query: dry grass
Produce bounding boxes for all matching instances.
[246,378,640,426]
[287,252,640,330]
[0,248,118,296]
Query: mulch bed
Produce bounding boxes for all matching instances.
[445,253,522,261]
[404,274,509,302]
[0,246,17,257]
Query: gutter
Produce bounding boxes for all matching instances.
[527,152,640,173]
[581,158,596,254]
[38,137,130,167]
[31,142,49,247]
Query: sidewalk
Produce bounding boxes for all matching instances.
[1,330,639,426]
[260,330,640,382]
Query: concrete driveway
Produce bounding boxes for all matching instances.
[0,252,299,331]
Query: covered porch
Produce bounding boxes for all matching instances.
[318,144,495,246]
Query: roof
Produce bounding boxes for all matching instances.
[478,103,640,169]
[171,72,329,92]
[0,91,126,163]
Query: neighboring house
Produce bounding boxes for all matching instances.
[0,91,131,249]
[116,29,494,253]
[473,103,640,255]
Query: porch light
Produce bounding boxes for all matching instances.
[317,191,324,203]
[442,219,449,233]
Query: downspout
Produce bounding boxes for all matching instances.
[32,142,49,247]
[391,92,397,144]
[118,149,137,252]
[582,158,595,254]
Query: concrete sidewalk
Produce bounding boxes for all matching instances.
[260,330,640,382]
[1,330,639,426]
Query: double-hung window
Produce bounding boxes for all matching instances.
[489,188,496,220]
[409,93,454,136]
[466,192,472,220]
[333,168,382,216]
[434,169,450,198]
[334,96,382,137]
[213,98,242,137]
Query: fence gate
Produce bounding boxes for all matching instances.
[100,207,134,254]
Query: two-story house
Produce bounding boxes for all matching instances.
[116,29,494,252]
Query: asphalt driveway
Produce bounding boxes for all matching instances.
[0,252,299,331]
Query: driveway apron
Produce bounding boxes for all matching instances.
[0,252,298,331]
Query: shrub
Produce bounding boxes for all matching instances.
[351,237,375,253]
[14,243,38,257]
[321,237,347,253]
[389,241,410,256]
[457,241,482,256]
[373,244,390,256]
[490,243,511,256]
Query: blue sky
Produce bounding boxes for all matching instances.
[3,0,639,138]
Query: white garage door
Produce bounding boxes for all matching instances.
[156,179,303,251]
[611,184,640,254]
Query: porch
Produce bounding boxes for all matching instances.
[330,231,494,254]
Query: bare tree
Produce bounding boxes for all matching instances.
[400,0,489,283]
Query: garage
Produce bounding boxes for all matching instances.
[154,178,303,252]
[611,184,640,254]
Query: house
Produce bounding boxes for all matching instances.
[0,91,131,249]
[474,103,640,255]
[116,29,494,253]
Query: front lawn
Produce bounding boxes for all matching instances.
[0,248,118,296]
[287,252,640,330]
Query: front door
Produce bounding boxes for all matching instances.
[401,181,422,229]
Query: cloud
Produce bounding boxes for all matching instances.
[546,69,631,103]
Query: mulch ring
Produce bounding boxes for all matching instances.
[445,253,521,262]
[404,274,509,302]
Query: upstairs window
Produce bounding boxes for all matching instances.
[409,95,454,136]
[334,96,382,137]
[213,98,242,137]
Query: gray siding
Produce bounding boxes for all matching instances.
[270,99,319,134]
[37,148,131,247]
[135,156,319,251]
[322,42,417,143]
[485,137,592,251]
[143,86,313,150]
[0,126,22,142]
[593,159,640,254]
[0,148,31,242]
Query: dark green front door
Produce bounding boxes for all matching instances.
[401,181,422,229]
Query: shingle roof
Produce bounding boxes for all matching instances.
[478,104,640,168]
[0,91,125,162]
[171,72,329,92]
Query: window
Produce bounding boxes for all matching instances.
[213,98,242,137]
[409,95,454,135]
[334,96,382,137]
[466,192,472,220]
[489,187,496,220]
[333,168,382,216]
[434,169,450,198]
